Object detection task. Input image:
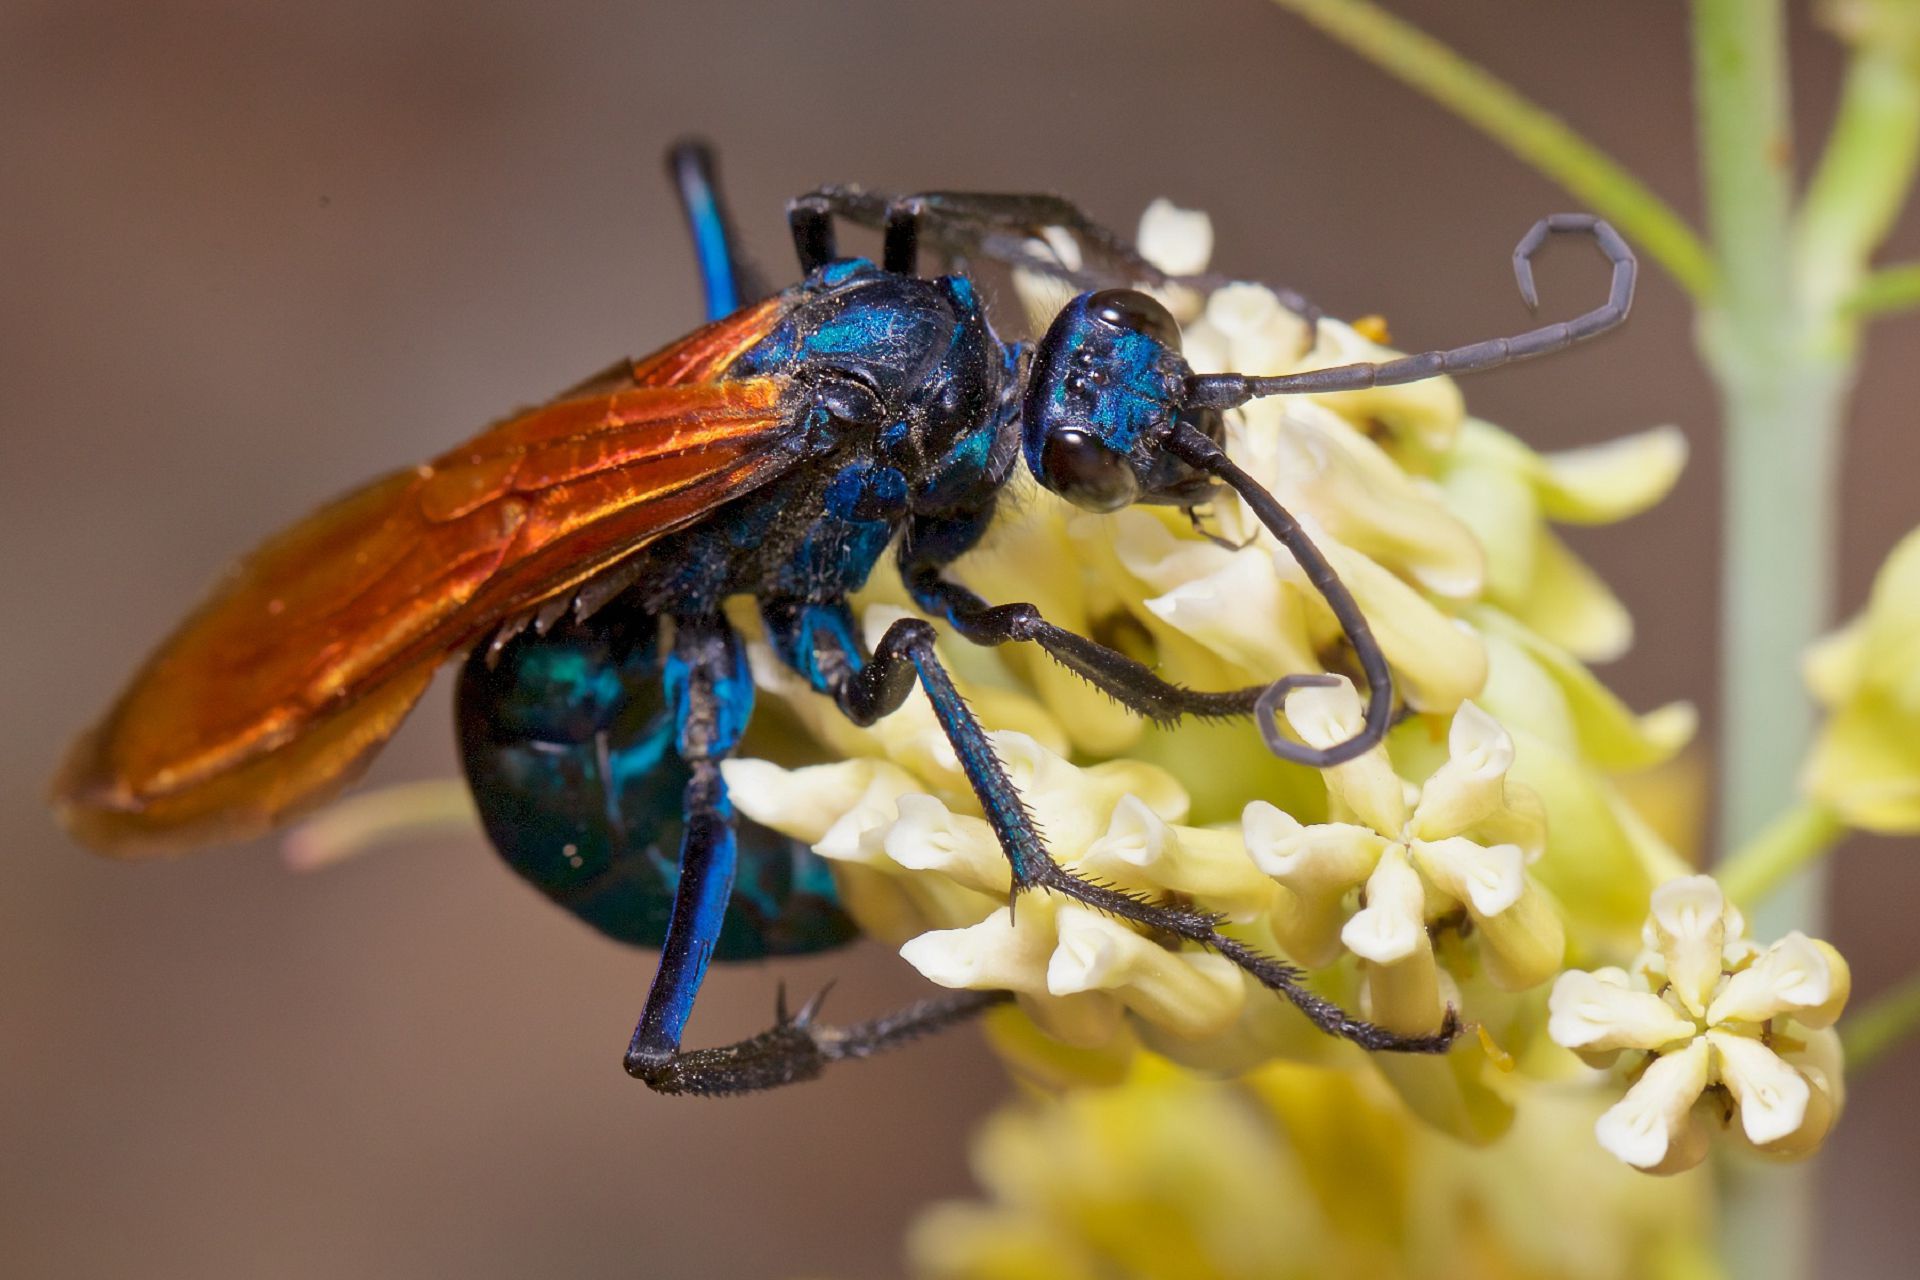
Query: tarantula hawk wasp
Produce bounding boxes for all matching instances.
[54,142,1634,1094]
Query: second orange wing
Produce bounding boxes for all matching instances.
[56,300,802,855]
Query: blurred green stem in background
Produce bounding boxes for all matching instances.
[1717,800,1847,910]
[1843,966,1920,1071]
[1264,1,1920,1277]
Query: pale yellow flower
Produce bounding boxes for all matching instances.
[1804,524,1920,830]
[1548,875,1848,1174]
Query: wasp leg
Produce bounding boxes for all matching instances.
[785,185,1322,329]
[899,507,1270,724]
[900,504,1393,764]
[786,192,845,275]
[665,139,767,321]
[621,614,752,1086]
[906,563,1265,723]
[634,986,1011,1097]
[761,598,1453,1055]
[622,614,999,1094]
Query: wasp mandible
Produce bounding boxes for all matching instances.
[54,143,1634,1094]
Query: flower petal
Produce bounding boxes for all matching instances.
[1290,544,1488,715]
[1204,282,1309,374]
[1242,800,1387,966]
[1266,406,1485,600]
[722,757,916,849]
[1706,932,1851,1030]
[1136,199,1213,277]
[1078,796,1276,922]
[1707,1030,1812,1148]
[1342,843,1427,966]
[1471,875,1567,992]
[901,906,1123,1048]
[1410,701,1515,840]
[884,793,1010,896]
[1548,968,1697,1058]
[1594,1037,1711,1173]
[1646,876,1733,1017]
[1474,608,1695,770]
[1047,906,1246,1039]
[1508,528,1634,663]
[1282,678,1410,835]
[1536,425,1688,525]
[1410,836,1524,918]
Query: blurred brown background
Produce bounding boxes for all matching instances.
[4,1,1917,1276]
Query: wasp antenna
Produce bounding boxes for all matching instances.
[1182,214,1635,405]
[1162,423,1394,767]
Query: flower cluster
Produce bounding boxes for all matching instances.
[287,201,1857,1184]
[724,202,1747,1152]
[1549,875,1848,1173]
[1247,683,1562,1037]
[909,1054,1711,1280]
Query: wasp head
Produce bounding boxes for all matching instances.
[1023,289,1220,512]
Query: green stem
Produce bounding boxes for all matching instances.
[1261,0,1714,296]
[1842,968,1920,1072]
[1845,261,1920,315]
[1797,44,1920,329]
[1714,801,1846,910]
[1691,5,1837,1279]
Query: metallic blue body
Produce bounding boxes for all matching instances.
[454,248,1030,1049]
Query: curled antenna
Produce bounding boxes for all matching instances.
[1172,214,1636,764]
[1187,214,1635,409]
[1163,423,1392,767]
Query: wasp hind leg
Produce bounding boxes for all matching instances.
[620,614,1006,1096]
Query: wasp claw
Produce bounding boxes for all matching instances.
[794,981,836,1028]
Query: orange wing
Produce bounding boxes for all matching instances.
[56,298,797,856]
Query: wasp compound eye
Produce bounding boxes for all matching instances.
[1041,427,1140,512]
[1087,288,1181,351]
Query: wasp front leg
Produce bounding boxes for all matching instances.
[784,185,1323,331]
[898,507,1272,725]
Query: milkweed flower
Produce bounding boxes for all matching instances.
[724,202,1696,1107]
[1245,683,1563,1036]
[1548,875,1848,1174]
